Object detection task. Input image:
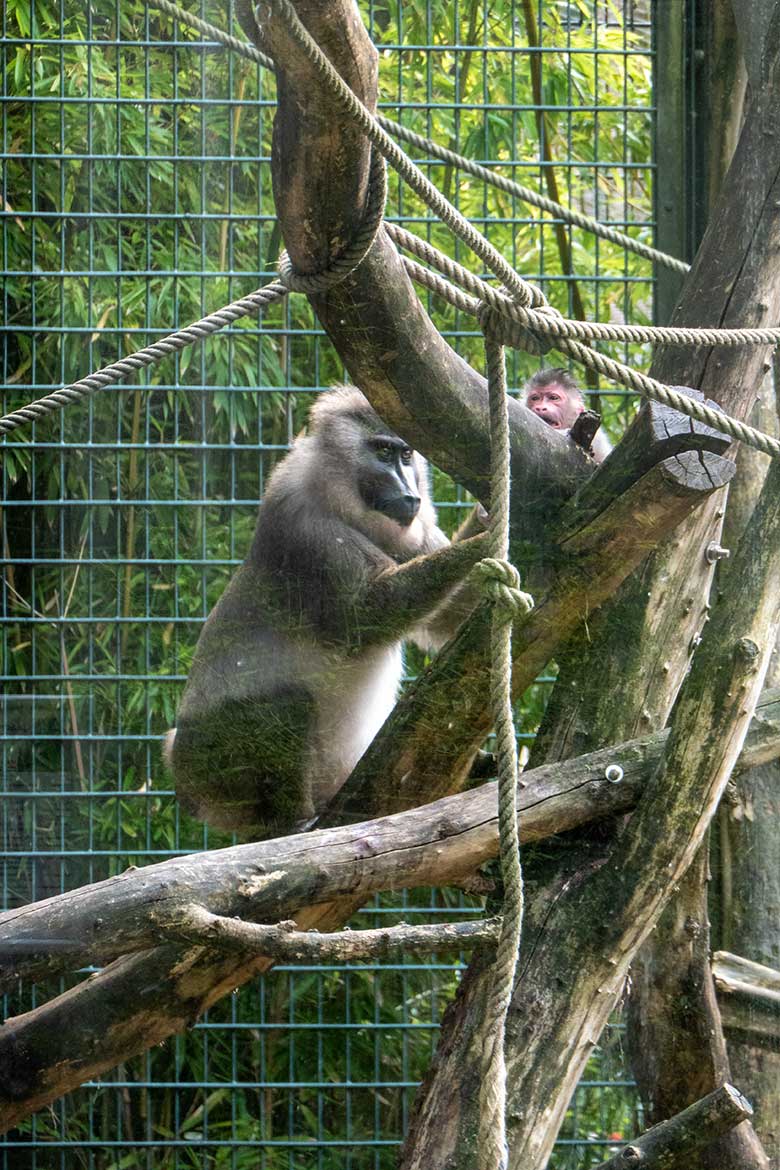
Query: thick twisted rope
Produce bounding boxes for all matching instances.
[278,150,387,292]
[261,0,544,308]
[150,1,778,364]
[155,0,275,69]
[0,284,288,436]
[8,0,776,451]
[259,0,780,460]
[380,123,690,276]
[475,333,534,1170]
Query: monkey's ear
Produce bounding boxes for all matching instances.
[569,409,602,455]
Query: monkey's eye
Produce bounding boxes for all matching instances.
[376,445,395,463]
[400,447,413,465]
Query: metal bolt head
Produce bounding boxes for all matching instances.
[705,542,730,564]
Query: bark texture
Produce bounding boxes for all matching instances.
[402,2,780,1159]
[403,455,780,1170]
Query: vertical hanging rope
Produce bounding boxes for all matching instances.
[472,332,534,1170]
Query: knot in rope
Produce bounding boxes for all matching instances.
[278,149,387,293]
[472,557,534,620]
[477,292,560,356]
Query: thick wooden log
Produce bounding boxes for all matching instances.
[715,379,780,1162]
[408,9,780,1167]
[5,682,776,992]
[0,441,734,1130]
[591,1084,754,1170]
[560,384,730,533]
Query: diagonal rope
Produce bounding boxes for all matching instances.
[386,223,780,348]
[379,122,691,276]
[0,146,387,438]
[259,0,780,460]
[387,229,780,459]
[0,284,288,437]
[262,0,543,307]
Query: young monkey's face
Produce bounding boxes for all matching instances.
[525,383,583,430]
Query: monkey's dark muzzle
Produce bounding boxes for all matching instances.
[381,494,421,526]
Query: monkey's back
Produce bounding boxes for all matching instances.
[171,562,321,836]
[171,545,405,839]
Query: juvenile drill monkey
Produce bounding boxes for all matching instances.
[525,367,612,462]
[166,386,489,839]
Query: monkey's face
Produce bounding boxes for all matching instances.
[357,435,421,527]
[526,383,583,430]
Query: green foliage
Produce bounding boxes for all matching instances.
[1,0,653,1164]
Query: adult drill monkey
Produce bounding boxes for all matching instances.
[525,367,612,462]
[166,385,490,839]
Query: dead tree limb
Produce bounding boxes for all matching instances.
[8,681,779,990]
[591,1084,754,1170]
[0,0,747,1133]
[2,677,778,1132]
[163,906,500,961]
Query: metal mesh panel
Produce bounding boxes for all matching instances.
[2,1,653,1165]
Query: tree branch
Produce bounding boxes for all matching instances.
[591,1084,754,1170]
[2,683,779,1001]
[254,0,596,536]
[401,456,780,1170]
[401,13,780,1163]
[163,905,500,962]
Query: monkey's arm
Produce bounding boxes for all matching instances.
[354,530,490,645]
[412,505,490,649]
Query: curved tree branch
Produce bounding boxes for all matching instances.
[253,0,596,538]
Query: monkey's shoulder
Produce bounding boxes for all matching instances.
[251,490,397,595]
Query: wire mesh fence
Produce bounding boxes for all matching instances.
[2,1,654,1165]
